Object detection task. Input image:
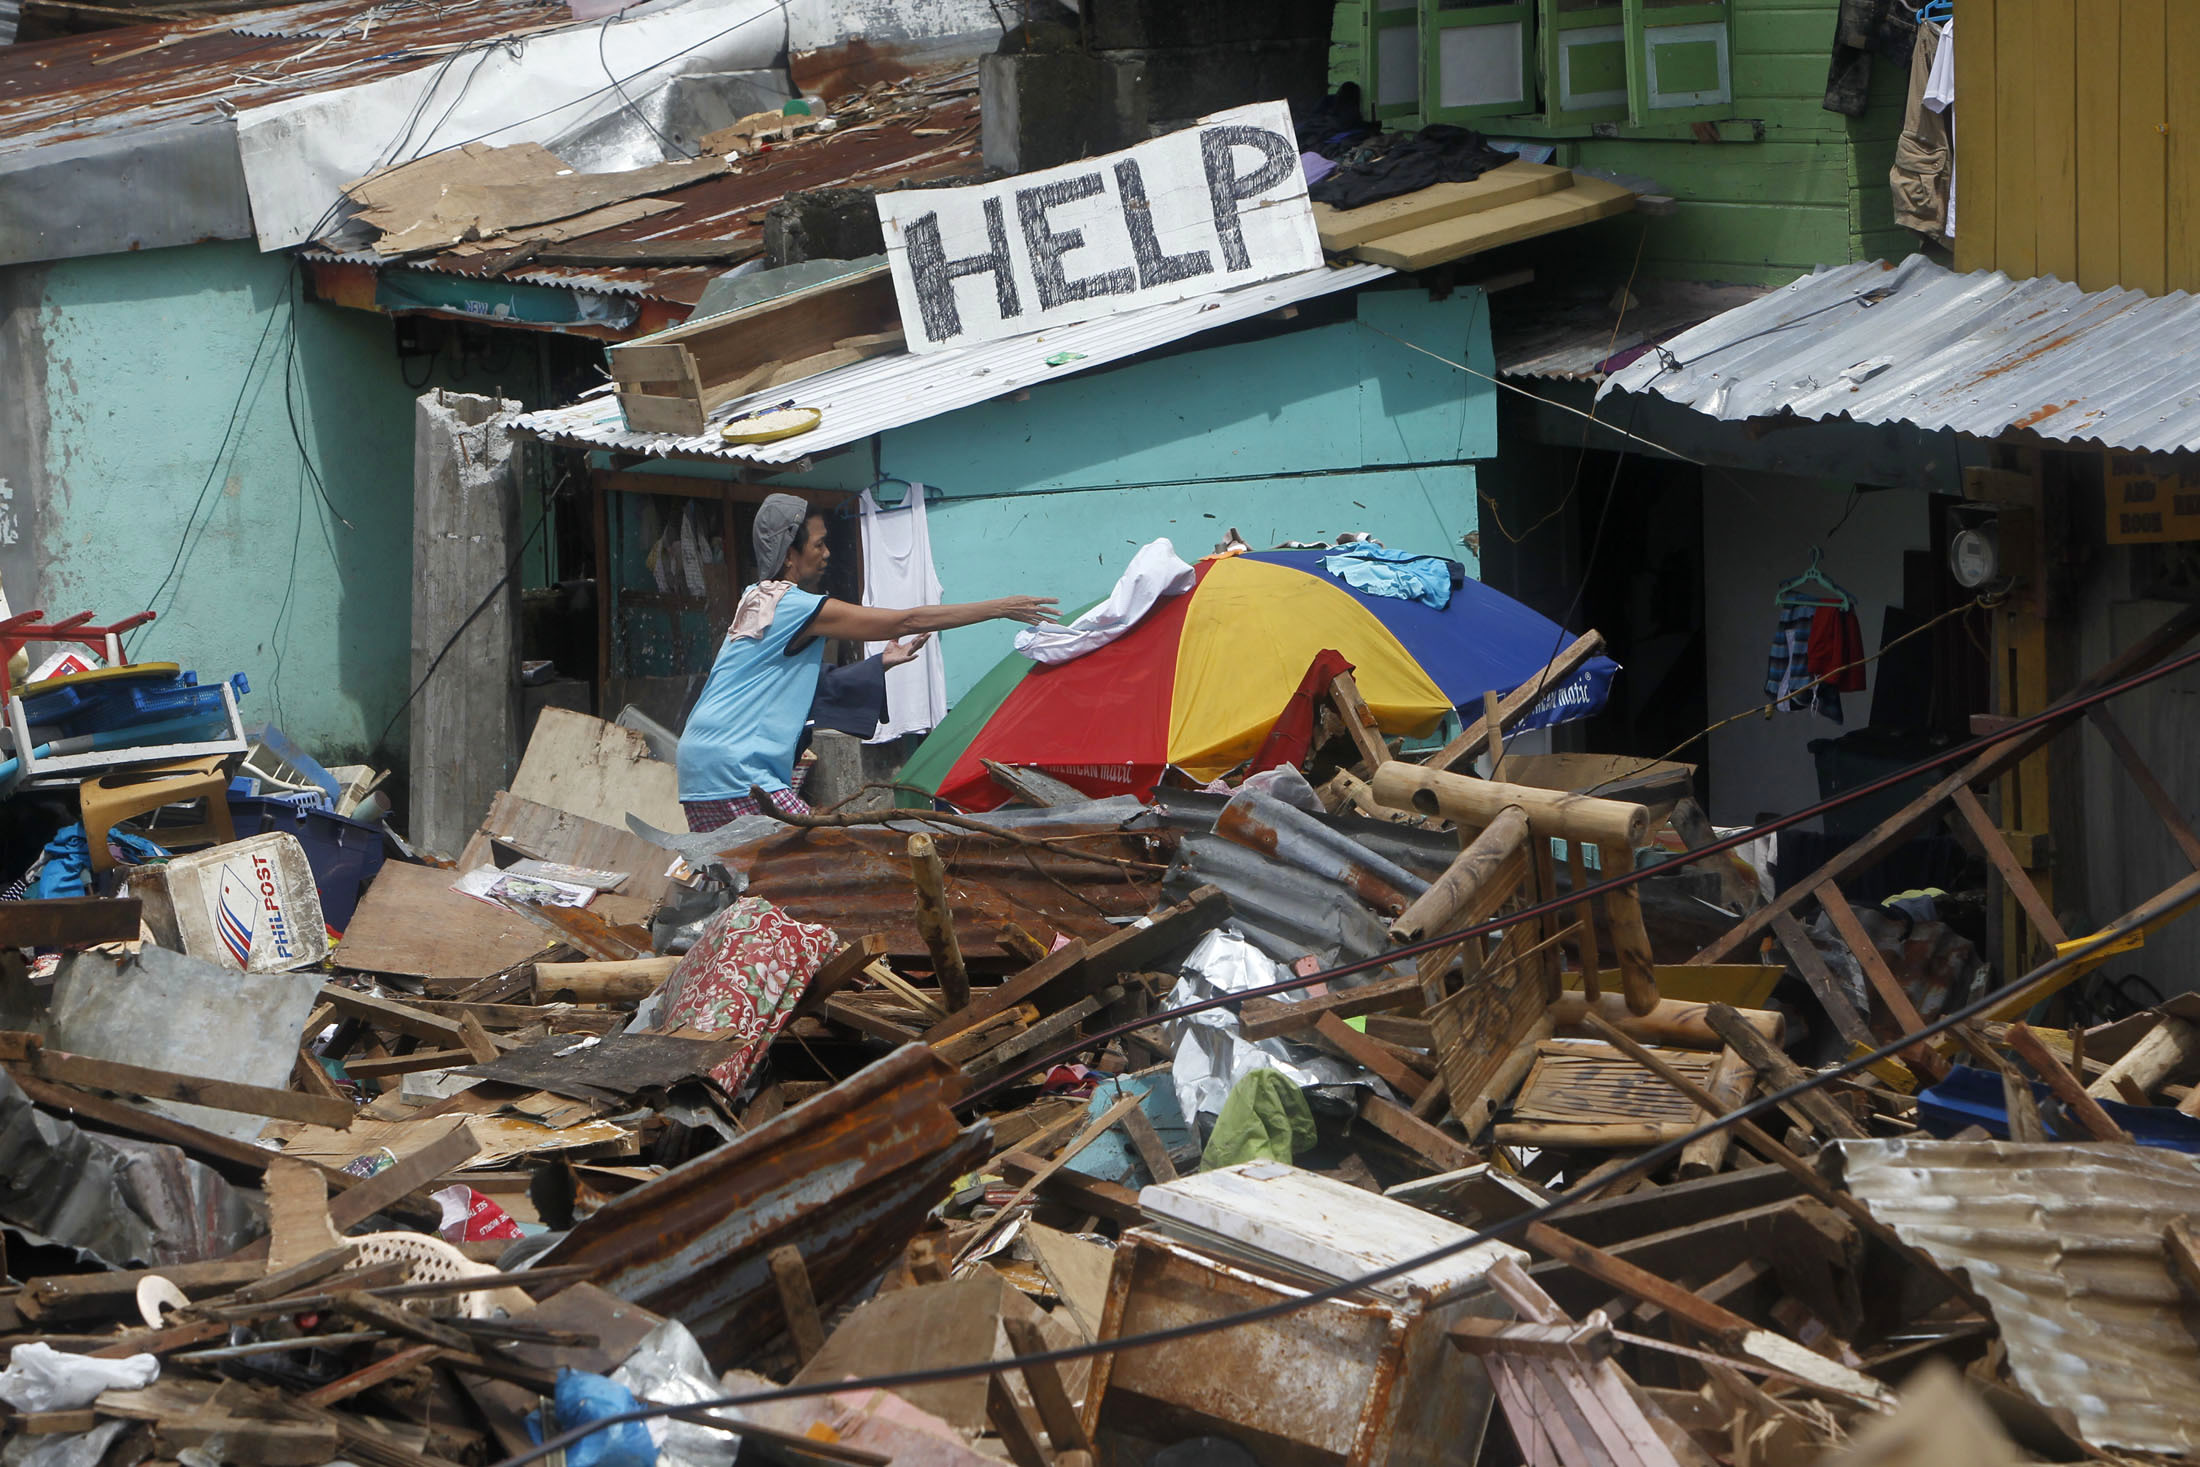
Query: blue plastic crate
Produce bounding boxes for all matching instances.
[226,794,387,937]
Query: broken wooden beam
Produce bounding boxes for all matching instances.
[1390,805,1532,944]
[908,833,971,1013]
[1370,761,1650,850]
[1,1034,353,1127]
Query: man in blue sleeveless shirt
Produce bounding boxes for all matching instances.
[677,493,1055,832]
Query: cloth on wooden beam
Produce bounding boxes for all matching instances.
[655,895,838,1095]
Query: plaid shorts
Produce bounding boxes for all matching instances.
[683,786,813,832]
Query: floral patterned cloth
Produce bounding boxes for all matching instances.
[656,895,838,1095]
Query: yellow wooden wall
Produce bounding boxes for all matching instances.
[1954,0,2200,294]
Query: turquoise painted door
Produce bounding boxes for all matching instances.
[1422,0,1535,124]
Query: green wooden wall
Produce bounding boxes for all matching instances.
[1329,0,1920,285]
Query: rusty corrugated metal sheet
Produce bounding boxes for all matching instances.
[340,87,981,306]
[536,1043,987,1366]
[1834,1138,2200,1456]
[720,824,1175,959]
[0,0,575,159]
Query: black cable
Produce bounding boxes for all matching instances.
[598,10,693,160]
[958,631,2200,1109]
[496,871,2184,1467]
[371,472,568,751]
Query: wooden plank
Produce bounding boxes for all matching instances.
[1356,1091,1477,1172]
[2032,0,2078,282]
[1769,910,1874,1048]
[2120,0,2169,291]
[2074,0,2123,290]
[1003,1314,1095,1454]
[1240,973,1423,1040]
[1351,180,1636,271]
[1116,1102,1180,1184]
[1328,669,1391,775]
[1815,882,1948,1080]
[995,1153,1144,1227]
[13,1040,353,1127]
[964,987,1121,1085]
[2167,1217,2200,1305]
[1949,785,2068,947]
[1316,1011,1428,1101]
[1993,0,2038,278]
[1081,885,1232,983]
[821,996,924,1046]
[327,1123,484,1232]
[508,707,685,836]
[2170,0,2200,292]
[1706,1002,1868,1142]
[985,1374,1051,1467]
[2004,1022,2134,1143]
[298,1343,441,1408]
[1525,1221,1752,1344]
[921,940,1088,1044]
[1566,842,1604,1004]
[1426,632,1605,772]
[957,1092,1146,1264]
[791,933,893,1017]
[318,984,469,1045]
[1675,1047,1752,1178]
[1313,162,1572,248]
[908,834,971,1012]
[767,1245,826,1364]
[1955,0,1999,274]
[0,897,141,949]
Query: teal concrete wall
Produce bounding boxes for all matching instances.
[32,241,419,761]
[761,284,1495,701]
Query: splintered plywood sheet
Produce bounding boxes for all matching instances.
[1512,1041,1719,1126]
[509,708,684,835]
[335,860,652,981]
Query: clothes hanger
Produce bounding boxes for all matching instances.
[1916,0,1952,23]
[1774,547,1853,610]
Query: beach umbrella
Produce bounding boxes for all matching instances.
[899,548,1617,810]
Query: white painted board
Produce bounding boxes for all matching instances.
[1139,1161,1527,1304]
[875,100,1323,353]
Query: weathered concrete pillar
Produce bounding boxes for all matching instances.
[409,389,521,860]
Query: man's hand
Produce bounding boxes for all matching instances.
[991,595,1061,626]
[881,633,930,669]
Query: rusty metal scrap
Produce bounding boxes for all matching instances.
[535,1043,988,1363]
[721,823,1171,958]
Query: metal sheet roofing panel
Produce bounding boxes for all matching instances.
[1598,255,2200,454]
[513,261,1392,460]
[1834,1137,2200,1455]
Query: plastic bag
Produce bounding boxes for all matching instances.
[0,1343,158,1413]
[431,1184,524,1243]
[528,1369,657,1467]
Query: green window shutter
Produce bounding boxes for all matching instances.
[1622,0,1731,125]
[1421,0,1536,123]
[1539,0,1629,126]
[1371,0,1425,128]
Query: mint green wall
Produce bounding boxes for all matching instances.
[33,241,417,762]
[760,284,1493,701]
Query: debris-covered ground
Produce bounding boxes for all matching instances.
[5,601,2200,1467]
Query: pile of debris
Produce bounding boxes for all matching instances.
[5,616,2200,1467]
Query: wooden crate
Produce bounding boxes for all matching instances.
[608,263,903,436]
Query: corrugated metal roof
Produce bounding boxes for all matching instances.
[0,0,577,162]
[1834,1137,2200,1456]
[513,261,1392,461]
[1598,254,2200,453]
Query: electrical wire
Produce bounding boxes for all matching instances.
[955,631,2200,1111]
[494,857,2188,1467]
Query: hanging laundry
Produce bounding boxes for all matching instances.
[1891,20,1952,242]
[1014,539,1196,665]
[1318,546,1454,609]
[1922,18,1957,237]
[1765,605,1844,723]
[1807,603,1869,693]
[1824,0,1918,118]
[858,484,948,742]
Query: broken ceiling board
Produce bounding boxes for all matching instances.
[266,1109,628,1171]
[1312,161,1574,250]
[334,861,556,981]
[358,149,728,256]
[508,708,685,837]
[444,196,681,256]
[458,790,673,906]
[1349,177,1637,272]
